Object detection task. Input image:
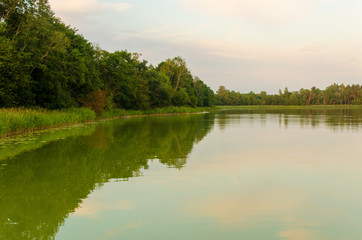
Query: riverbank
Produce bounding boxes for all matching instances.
[100,106,213,118]
[2,105,361,138]
[0,107,213,138]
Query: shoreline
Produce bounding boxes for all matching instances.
[1,105,361,139]
[214,105,362,110]
[0,107,214,139]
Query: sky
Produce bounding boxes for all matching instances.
[48,0,362,93]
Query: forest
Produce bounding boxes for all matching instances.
[0,0,361,113]
[0,0,215,112]
[215,84,362,106]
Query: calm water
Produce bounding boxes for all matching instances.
[0,108,361,240]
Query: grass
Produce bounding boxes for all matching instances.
[0,106,213,137]
[0,108,96,137]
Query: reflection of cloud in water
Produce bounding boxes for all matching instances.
[104,222,143,239]
[73,199,133,219]
[183,187,336,240]
[278,228,321,240]
[185,190,307,228]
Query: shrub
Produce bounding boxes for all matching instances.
[80,91,107,115]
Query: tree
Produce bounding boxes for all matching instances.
[158,56,187,93]
[0,34,33,106]
[216,86,230,105]
[157,57,199,107]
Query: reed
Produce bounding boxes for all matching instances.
[0,108,96,137]
[0,107,215,137]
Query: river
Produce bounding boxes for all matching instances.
[0,108,361,240]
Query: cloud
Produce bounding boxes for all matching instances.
[104,222,143,239]
[144,25,172,34]
[73,199,133,219]
[183,189,309,228]
[49,0,131,14]
[181,0,306,25]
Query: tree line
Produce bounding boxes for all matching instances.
[0,0,215,112]
[216,84,362,106]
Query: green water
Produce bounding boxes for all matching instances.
[0,109,361,240]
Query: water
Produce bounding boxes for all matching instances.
[0,108,361,240]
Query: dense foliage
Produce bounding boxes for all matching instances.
[216,84,362,106]
[0,0,215,111]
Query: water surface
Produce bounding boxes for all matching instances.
[0,109,361,240]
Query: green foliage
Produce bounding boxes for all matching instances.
[172,87,190,106]
[0,1,215,111]
[146,70,173,108]
[157,57,208,108]
[0,27,33,107]
[216,84,362,106]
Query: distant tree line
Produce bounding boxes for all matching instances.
[0,0,215,112]
[216,84,362,106]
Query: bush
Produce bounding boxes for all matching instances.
[351,99,361,105]
[80,91,107,115]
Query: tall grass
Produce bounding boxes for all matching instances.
[0,108,96,137]
[0,106,213,137]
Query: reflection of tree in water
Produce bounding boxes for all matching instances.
[216,108,362,130]
[0,113,214,240]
